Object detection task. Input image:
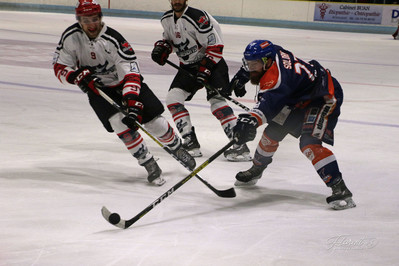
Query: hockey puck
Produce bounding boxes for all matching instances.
[109,213,121,225]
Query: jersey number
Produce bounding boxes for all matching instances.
[91,52,96,60]
[294,62,315,81]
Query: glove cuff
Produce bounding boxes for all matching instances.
[68,67,93,85]
[238,113,258,127]
[199,56,215,71]
[127,99,144,109]
[154,40,172,54]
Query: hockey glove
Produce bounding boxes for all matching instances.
[233,113,258,145]
[151,40,172,66]
[228,66,249,97]
[68,67,100,95]
[121,94,144,130]
[196,56,215,87]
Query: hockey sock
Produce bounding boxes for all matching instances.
[145,116,180,150]
[117,128,152,165]
[167,102,192,136]
[253,132,279,165]
[210,97,236,139]
[301,144,341,186]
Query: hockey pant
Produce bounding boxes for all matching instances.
[109,113,180,165]
[87,82,176,165]
[166,88,236,139]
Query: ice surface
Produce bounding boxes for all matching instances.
[1,11,398,266]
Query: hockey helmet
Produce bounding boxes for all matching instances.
[243,40,276,65]
[75,0,102,17]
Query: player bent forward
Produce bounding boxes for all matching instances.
[231,40,355,210]
[52,0,195,186]
[151,0,251,161]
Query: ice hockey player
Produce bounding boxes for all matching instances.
[392,21,398,40]
[52,0,195,186]
[151,0,251,161]
[231,40,356,210]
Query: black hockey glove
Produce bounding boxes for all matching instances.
[196,56,215,87]
[151,40,172,66]
[68,67,100,95]
[233,113,258,145]
[228,66,249,97]
[121,95,144,130]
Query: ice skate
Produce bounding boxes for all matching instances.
[171,143,196,170]
[235,164,267,186]
[327,179,356,210]
[182,127,202,157]
[224,143,252,162]
[142,157,165,186]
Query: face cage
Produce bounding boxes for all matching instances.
[244,57,269,72]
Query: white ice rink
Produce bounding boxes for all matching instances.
[1,10,399,266]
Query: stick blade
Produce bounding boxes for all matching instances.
[101,206,127,229]
[218,187,236,198]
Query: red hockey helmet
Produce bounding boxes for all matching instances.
[75,0,102,17]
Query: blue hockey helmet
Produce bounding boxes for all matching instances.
[243,40,276,64]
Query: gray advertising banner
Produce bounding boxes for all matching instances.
[314,2,383,25]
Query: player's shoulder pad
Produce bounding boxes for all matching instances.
[183,6,213,32]
[60,23,82,40]
[161,10,173,22]
[275,45,295,62]
[102,26,135,56]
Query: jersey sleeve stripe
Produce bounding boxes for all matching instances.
[101,34,137,61]
[206,45,223,58]
[161,12,173,22]
[56,26,81,51]
[182,16,213,34]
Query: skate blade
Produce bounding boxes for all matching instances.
[188,148,202,158]
[225,153,252,162]
[234,178,259,187]
[329,197,356,210]
[151,176,166,186]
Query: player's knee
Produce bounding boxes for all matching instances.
[109,112,129,133]
[166,87,189,106]
[299,134,321,150]
[144,115,169,136]
[209,97,233,118]
[208,94,225,104]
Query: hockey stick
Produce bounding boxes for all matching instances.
[101,140,235,229]
[95,86,236,198]
[165,59,250,112]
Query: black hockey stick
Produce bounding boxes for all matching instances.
[101,140,235,229]
[165,60,250,112]
[95,86,236,198]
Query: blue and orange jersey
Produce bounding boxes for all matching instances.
[250,45,336,126]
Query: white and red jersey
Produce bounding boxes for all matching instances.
[53,22,141,91]
[161,6,224,65]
